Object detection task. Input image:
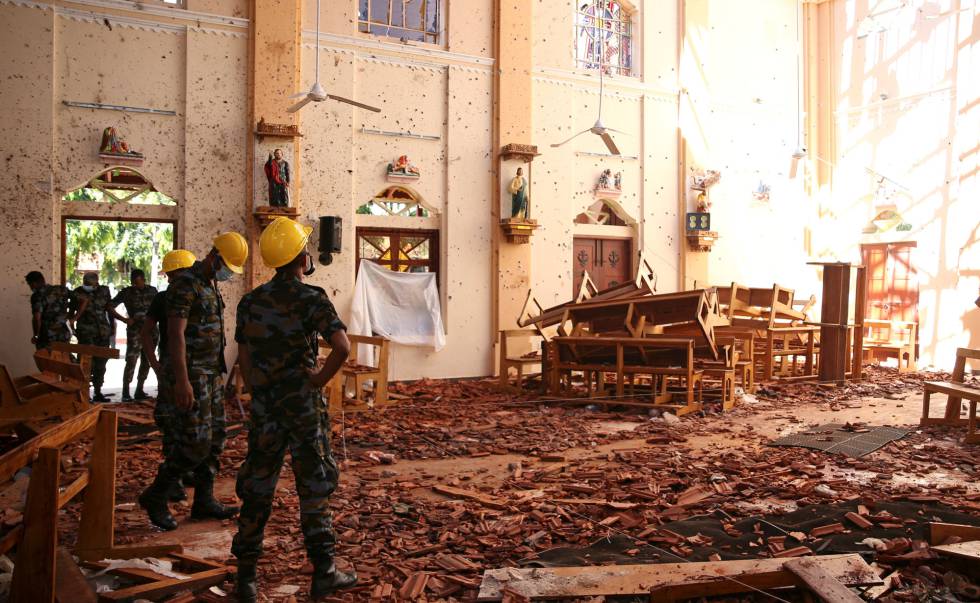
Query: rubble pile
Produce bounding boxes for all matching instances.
[46,367,980,601]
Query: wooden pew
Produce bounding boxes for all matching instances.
[0,364,87,422]
[863,318,917,372]
[921,347,980,443]
[550,336,703,416]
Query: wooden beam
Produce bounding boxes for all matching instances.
[0,406,100,485]
[55,547,97,603]
[97,567,232,602]
[477,555,880,600]
[784,557,863,603]
[932,541,980,563]
[49,342,120,360]
[76,411,118,557]
[929,522,980,545]
[11,447,60,603]
[57,471,89,509]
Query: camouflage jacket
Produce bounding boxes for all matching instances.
[112,284,158,328]
[235,272,346,389]
[31,284,73,344]
[73,285,112,340]
[166,262,224,375]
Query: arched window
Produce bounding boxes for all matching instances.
[575,200,633,226]
[64,167,176,205]
[576,1,633,76]
[357,186,435,217]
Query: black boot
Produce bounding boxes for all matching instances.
[138,473,178,531]
[168,476,187,502]
[190,477,239,520]
[121,386,133,402]
[235,562,257,603]
[92,389,109,403]
[310,562,357,600]
[134,381,149,400]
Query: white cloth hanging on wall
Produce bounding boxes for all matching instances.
[349,259,446,362]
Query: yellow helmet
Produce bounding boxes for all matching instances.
[259,217,313,268]
[161,249,196,274]
[213,232,249,274]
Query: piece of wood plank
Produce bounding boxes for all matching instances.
[929,522,980,545]
[49,342,120,360]
[433,485,507,510]
[55,547,97,603]
[784,557,863,603]
[0,406,100,485]
[11,447,60,603]
[97,567,231,602]
[76,411,117,555]
[476,554,880,600]
[932,541,980,562]
[77,544,184,564]
[57,471,89,509]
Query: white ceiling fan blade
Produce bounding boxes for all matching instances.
[599,131,620,155]
[551,128,592,148]
[289,89,311,99]
[287,95,314,113]
[327,94,381,113]
[604,127,630,136]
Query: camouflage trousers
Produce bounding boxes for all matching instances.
[76,332,110,389]
[157,371,226,486]
[231,380,339,564]
[153,375,176,458]
[123,321,154,388]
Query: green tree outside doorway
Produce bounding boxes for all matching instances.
[65,219,174,292]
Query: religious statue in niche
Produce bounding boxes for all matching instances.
[98,127,144,165]
[690,168,721,212]
[594,169,623,196]
[386,155,421,182]
[264,149,291,207]
[508,167,528,219]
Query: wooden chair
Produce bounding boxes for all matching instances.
[920,347,980,443]
[498,330,543,392]
[321,335,391,413]
[863,318,917,372]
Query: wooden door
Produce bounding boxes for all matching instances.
[861,242,918,342]
[573,237,632,295]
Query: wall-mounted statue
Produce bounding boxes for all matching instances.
[98,127,144,164]
[595,168,622,193]
[386,155,421,181]
[508,167,528,219]
[690,168,721,213]
[264,148,291,207]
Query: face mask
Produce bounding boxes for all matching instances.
[82,285,95,292]
[215,264,234,282]
[303,253,316,277]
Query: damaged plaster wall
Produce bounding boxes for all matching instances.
[0,1,248,375]
[679,0,814,294]
[817,0,980,370]
[298,4,495,380]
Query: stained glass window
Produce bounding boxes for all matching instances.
[358,0,440,44]
[576,1,633,76]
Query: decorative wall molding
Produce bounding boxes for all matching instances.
[305,30,494,70]
[2,0,248,33]
[533,66,678,102]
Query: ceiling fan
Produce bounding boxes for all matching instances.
[288,0,381,114]
[551,65,626,155]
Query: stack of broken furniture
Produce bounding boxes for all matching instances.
[713,282,820,382]
[515,254,741,414]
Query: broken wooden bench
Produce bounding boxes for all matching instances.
[920,347,980,444]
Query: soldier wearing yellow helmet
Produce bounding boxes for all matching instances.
[140,249,195,504]
[231,217,355,602]
[139,233,248,531]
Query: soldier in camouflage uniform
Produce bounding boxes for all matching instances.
[138,232,248,532]
[111,269,159,401]
[142,250,196,503]
[232,218,355,603]
[25,271,74,350]
[72,272,114,402]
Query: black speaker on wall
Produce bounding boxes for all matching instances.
[318,216,342,265]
